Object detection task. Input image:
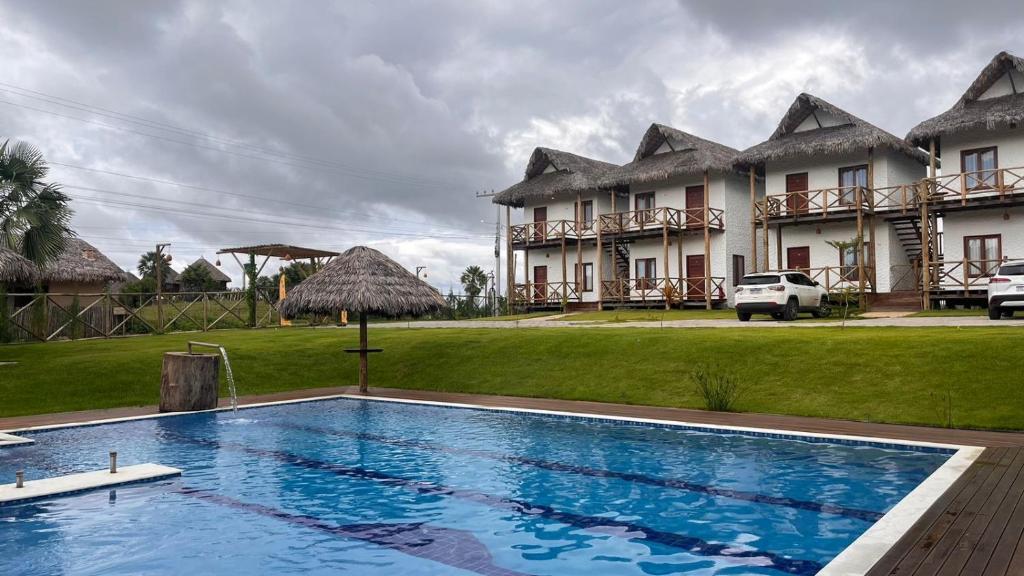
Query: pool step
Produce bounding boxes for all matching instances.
[0,463,182,506]
[0,432,33,448]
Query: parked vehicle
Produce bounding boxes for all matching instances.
[734,271,831,321]
[987,260,1024,320]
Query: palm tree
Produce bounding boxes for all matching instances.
[460,265,488,306]
[137,250,173,280]
[0,140,74,265]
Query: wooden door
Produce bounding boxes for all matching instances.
[533,207,547,241]
[533,266,547,302]
[786,173,809,214]
[635,192,656,225]
[686,254,705,299]
[685,185,705,226]
[787,246,810,272]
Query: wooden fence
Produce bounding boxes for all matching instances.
[0,290,283,343]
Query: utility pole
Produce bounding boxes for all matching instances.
[476,189,501,308]
[154,243,171,333]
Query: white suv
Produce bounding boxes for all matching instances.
[735,271,831,321]
[987,260,1024,320]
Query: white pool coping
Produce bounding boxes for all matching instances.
[0,432,33,447]
[0,463,182,506]
[1,392,985,573]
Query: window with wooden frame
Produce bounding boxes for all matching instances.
[839,241,873,282]
[635,192,656,224]
[965,234,1001,277]
[838,165,868,205]
[961,147,998,190]
[575,200,594,229]
[634,258,657,290]
[575,262,594,292]
[732,255,745,286]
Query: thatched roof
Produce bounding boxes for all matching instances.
[0,246,36,284]
[737,93,927,166]
[492,147,617,207]
[279,246,446,317]
[189,257,231,283]
[39,238,127,284]
[599,124,739,186]
[907,51,1024,147]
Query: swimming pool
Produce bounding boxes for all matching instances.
[1,397,960,575]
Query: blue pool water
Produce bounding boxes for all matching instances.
[0,398,951,575]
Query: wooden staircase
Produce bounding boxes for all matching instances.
[866,290,922,311]
[604,240,631,279]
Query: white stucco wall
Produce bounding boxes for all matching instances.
[979,70,1024,100]
[940,207,1024,287]
[765,151,924,196]
[940,128,1024,174]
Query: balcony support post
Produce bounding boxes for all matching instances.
[561,231,567,306]
[867,147,878,298]
[703,170,712,310]
[662,215,670,310]
[505,206,512,313]
[856,186,866,308]
[920,180,931,310]
[749,168,757,273]
[763,198,770,271]
[576,192,583,303]
[597,194,605,310]
[523,245,529,307]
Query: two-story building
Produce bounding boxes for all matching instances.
[907,51,1024,307]
[736,93,929,307]
[495,125,753,310]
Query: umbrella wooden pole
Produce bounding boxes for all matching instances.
[359,313,369,393]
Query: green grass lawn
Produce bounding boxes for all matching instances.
[563,309,859,323]
[2,326,1023,431]
[912,308,987,317]
[467,312,561,321]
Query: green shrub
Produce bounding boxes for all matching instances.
[690,364,742,412]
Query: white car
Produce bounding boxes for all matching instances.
[987,260,1024,320]
[734,271,831,321]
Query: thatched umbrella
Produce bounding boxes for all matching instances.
[279,246,446,392]
[0,246,36,284]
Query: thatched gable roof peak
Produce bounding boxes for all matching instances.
[0,246,36,284]
[39,238,127,284]
[279,245,446,317]
[494,147,617,207]
[737,92,927,166]
[907,51,1024,146]
[189,257,231,283]
[598,124,739,187]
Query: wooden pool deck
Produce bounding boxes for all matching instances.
[2,386,1024,574]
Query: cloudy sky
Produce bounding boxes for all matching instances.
[1,1,1020,292]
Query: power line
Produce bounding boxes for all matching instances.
[67,194,491,241]
[50,161,490,235]
[0,97,462,189]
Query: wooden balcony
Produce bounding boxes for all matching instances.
[600,277,727,304]
[755,184,922,225]
[598,207,724,237]
[509,220,588,248]
[510,281,581,306]
[925,165,1024,210]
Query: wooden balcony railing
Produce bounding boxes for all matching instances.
[758,186,872,221]
[798,266,876,293]
[598,207,724,235]
[926,166,1024,206]
[509,220,586,246]
[600,277,726,303]
[511,282,581,305]
[922,258,1010,293]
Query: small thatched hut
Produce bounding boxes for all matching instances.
[907,51,1024,160]
[736,93,927,168]
[280,246,446,392]
[39,238,127,305]
[0,246,36,286]
[492,147,618,208]
[186,257,232,291]
[598,123,739,187]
